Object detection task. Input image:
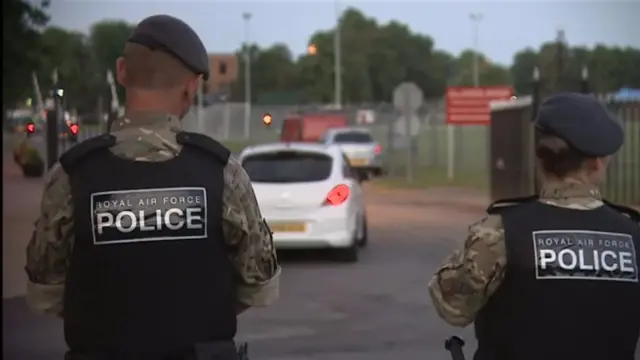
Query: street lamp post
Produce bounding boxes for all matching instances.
[333,0,342,109]
[469,13,483,87]
[242,12,252,140]
[581,65,590,94]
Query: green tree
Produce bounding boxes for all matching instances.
[452,49,511,87]
[296,8,452,103]
[2,0,49,109]
[511,41,640,95]
[37,27,97,112]
[88,20,135,103]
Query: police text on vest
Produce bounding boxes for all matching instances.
[91,187,207,245]
[532,230,638,282]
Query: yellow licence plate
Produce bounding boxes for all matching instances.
[349,158,367,166]
[270,223,307,233]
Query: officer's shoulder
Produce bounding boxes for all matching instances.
[176,131,230,164]
[602,199,640,223]
[59,134,116,172]
[486,195,538,214]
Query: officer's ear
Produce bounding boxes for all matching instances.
[183,75,201,102]
[116,57,127,86]
[584,156,608,174]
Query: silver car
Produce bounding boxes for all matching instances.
[321,127,385,179]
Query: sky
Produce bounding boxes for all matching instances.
[48,0,639,66]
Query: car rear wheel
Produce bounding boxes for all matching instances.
[357,213,368,248]
[334,222,360,263]
[334,242,358,263]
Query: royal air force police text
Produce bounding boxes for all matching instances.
[534,230,638,282]
[92,188,208,244]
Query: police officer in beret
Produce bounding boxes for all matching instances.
[25,15,280,360]
[429,93,640,360]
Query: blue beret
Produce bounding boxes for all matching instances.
[129,15,210,80]
[534,93,624,157]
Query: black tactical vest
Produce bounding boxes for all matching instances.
[473,199,640,360]
[60,132,236,356]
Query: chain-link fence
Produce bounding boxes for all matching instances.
[182,99,489,189]
[600,96,640,205]
[183,95,638,202]
[19,93,634,204]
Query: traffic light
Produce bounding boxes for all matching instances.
[262,113,273,126]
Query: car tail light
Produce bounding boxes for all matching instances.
[26,123,35,133]
[374,144,382,155]
[70,124,79,135]
[323,184,350,206]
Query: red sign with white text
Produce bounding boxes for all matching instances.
[446,86,514,125]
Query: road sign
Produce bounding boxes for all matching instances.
[393,115,421,137]
[356,109,375,124]
[446,86,513,125]
[393,82,423,111]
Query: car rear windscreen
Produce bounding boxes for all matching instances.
[333,132,373,143]
[242,151,333,183]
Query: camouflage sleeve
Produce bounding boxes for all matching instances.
[222,156,280,308]
[24,163,74,317]
[428,214,507,327]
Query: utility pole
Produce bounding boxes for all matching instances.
[333,0,342,109]
[555,28,566,92]
[242,12,252,140]
[46,68,61,170]
[106,69,119,132]
[469,13,483,87]
[581,65,590,94]
[196,79,204,132]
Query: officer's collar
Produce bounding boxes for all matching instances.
[539,181,602,200]
[111,111,181,132]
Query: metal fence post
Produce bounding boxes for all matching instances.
[531,67,542,194]
[580,66,590,94]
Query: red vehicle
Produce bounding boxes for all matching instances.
[279,113,348,143]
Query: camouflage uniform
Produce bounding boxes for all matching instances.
[427,181,608,327]
[25,112,280,316]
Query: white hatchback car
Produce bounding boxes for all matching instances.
[239,142,368,262]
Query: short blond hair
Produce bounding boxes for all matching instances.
[122,42,195,89]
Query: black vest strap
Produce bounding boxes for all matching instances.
[176,132,230,165]
[59,134,116,172]
[603,199,640,223]
[487,195,538,214]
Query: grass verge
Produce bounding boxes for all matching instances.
[371,166,489,193]
[221,141,252,154]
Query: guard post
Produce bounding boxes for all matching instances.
[489,71,540,201]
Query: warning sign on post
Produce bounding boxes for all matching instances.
[446,86,513,125]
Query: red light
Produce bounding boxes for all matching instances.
[70,124,79,134]
[26,123,35,133]
[374,144,382,154]
[323,184,350,206]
